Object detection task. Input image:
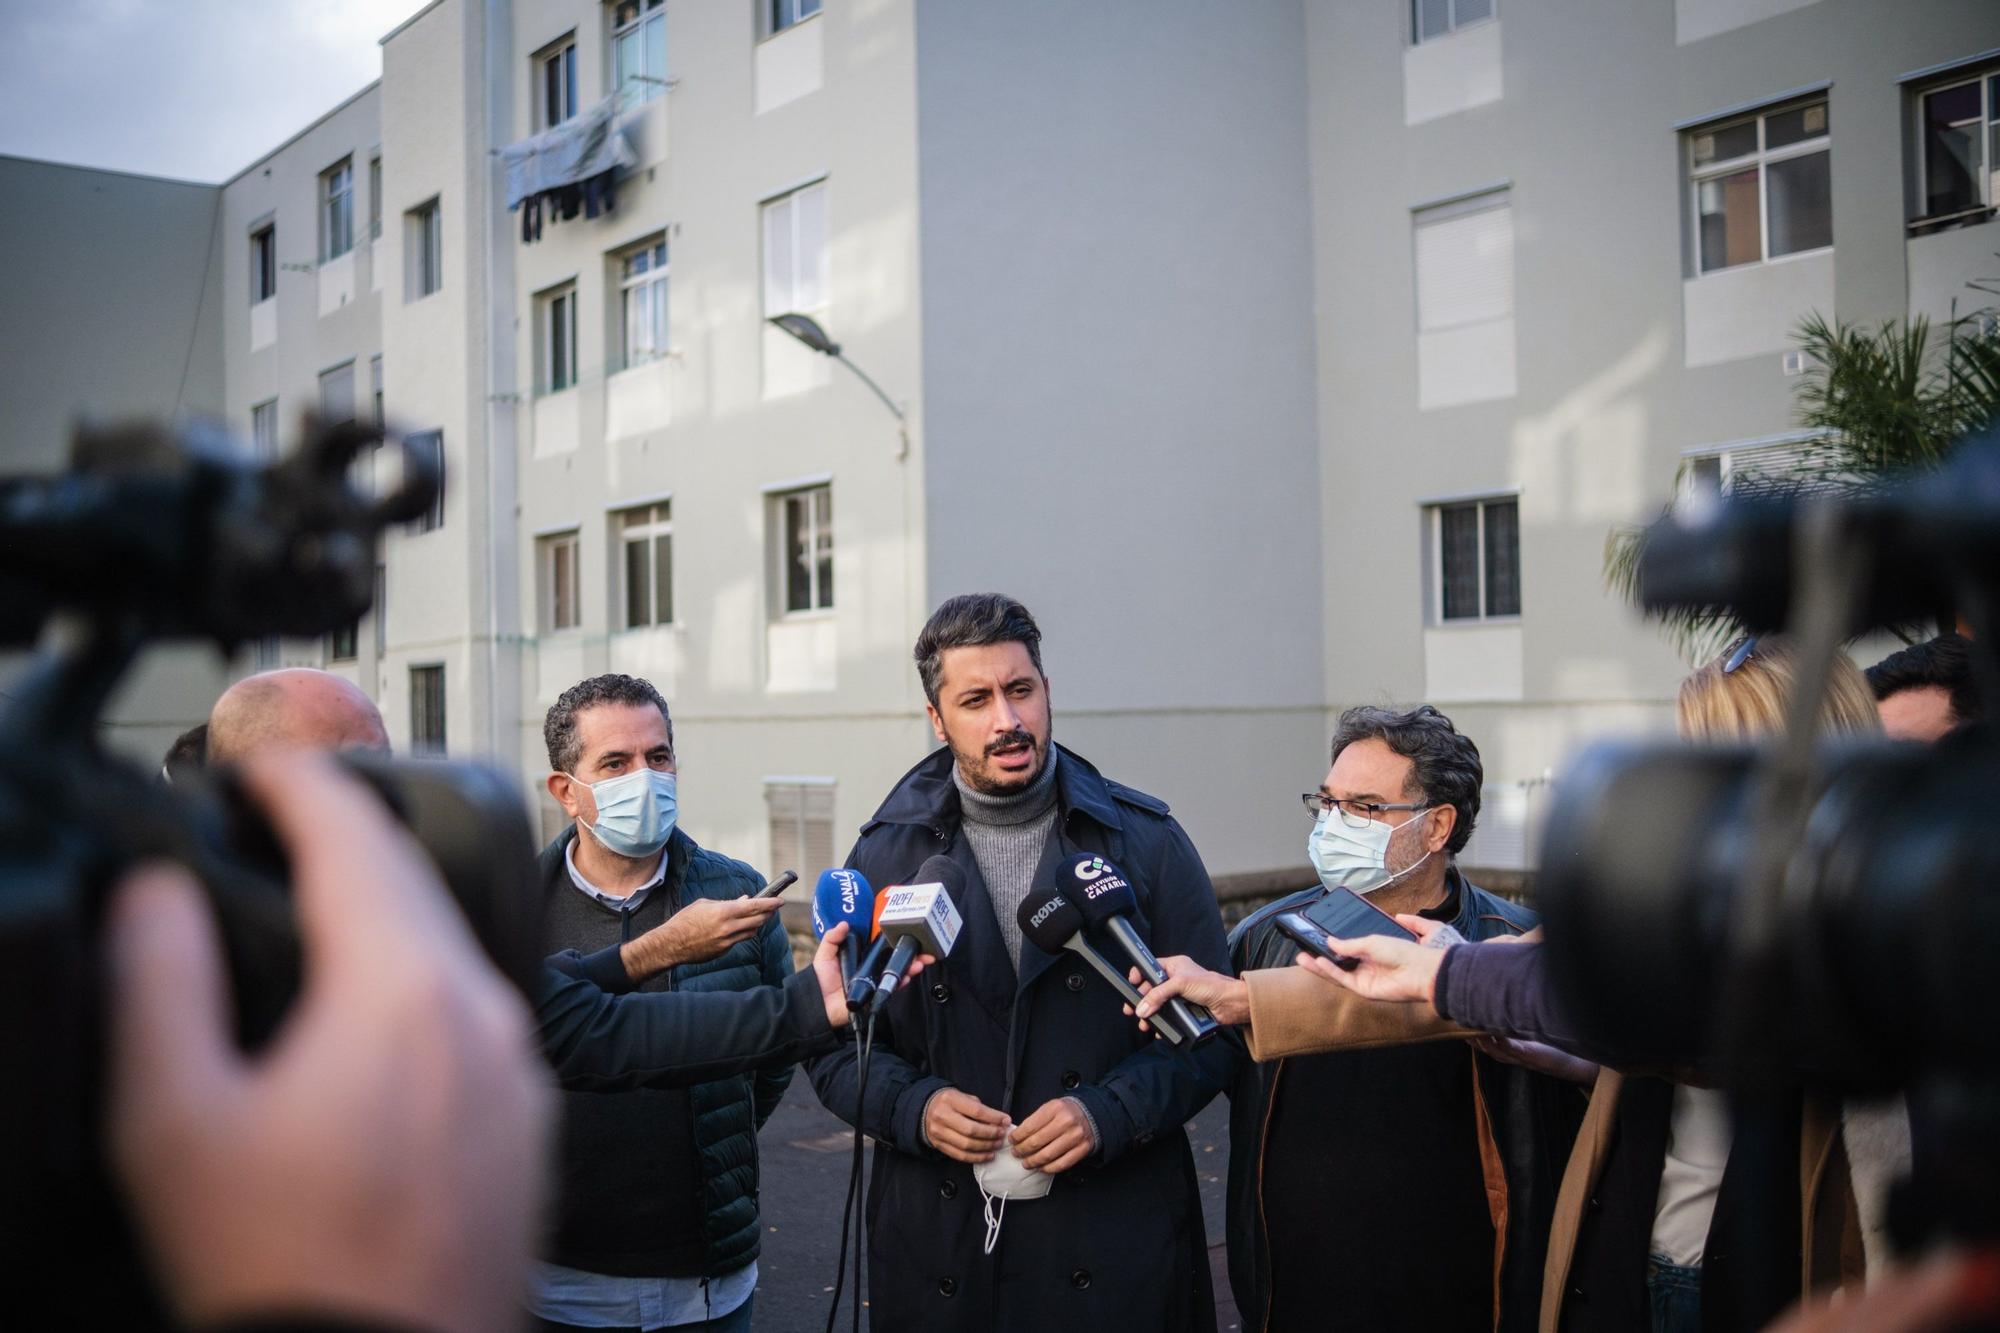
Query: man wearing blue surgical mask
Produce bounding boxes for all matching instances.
[1209,705,1582,1333]
[534,674,792,1333]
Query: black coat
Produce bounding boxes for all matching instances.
[807,744,1234,1333]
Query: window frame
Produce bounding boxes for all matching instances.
[318,360,357,426]
[538,282,580,394]
[1913,69,2000,225]
[251,399,279,459]
[250,223,276,304]
[768,0,823,39]
[611,0,668,106]
[406,429,446,534]
[1429,494,1520,625]
[320,157,354,262]
[1411,187,1514,336]
[773,484,834,617]
[409,664,446,756]
[407,197,443,300]
[1409,0,1495,47]
[761,179,829,320]
[764,778,835,878]
[1686,96,1832,276]
[536,34,579,131]
[617,234,670,369]
[368,154,383,242]
[537,530,583,634]
[615,501,674,629]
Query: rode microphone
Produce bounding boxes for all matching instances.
[1015,880,1206,1042]
[811,868,875,989]
[864,856,964,1014]
[1061,852,1219,1046]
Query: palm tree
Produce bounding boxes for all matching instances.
[1604,308,2000,661]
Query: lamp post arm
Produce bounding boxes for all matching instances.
[831,353,906,424]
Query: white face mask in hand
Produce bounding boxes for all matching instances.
[972,1145,1053,1255]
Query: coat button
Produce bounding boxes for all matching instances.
[1061,1070,1081,1090]
[1070,1268,1091,1290]
[939,1179,958,1200]
[1570,1285,1587,1303]
[931,983,951,1003]
[1586,1194,1601,1212]
[939,1277,958,1297]
[1066,972,1086,992]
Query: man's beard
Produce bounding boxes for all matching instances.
[956,725,1049,796]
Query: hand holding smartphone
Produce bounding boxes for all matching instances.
[1274,887,1418,969]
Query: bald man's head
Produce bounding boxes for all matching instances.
[208,669,391,763]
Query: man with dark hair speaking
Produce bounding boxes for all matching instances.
[808,593,1232,1332]
[532,673,791,1333]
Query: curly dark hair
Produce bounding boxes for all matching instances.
[1329,704,1482,855]
[1865,633,1980,725]
[913,593,1045,706]
[544,674,673,773]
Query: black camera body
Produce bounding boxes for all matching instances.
[1537,421,2000,1263]
[0,418,544,1322]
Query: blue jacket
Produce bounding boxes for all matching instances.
[807,744,1234,1332]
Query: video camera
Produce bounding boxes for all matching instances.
[1537,420,2000,1255]
[0,417,543,1322]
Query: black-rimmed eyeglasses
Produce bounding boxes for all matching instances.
[1300,794,1432,828]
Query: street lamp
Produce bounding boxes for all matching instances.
[767,313,909,456]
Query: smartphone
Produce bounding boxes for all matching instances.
[1274,887,1418,968]
[755,869,799,900]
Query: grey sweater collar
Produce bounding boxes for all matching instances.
[952,745,1060,828]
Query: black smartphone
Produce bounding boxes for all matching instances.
[755,869,799,899]
[1274,888,1419,968]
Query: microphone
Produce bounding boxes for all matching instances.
[811,868,875,989]
[863,856,964,1014]
[1016,880,1197,1036]
[1061,852,1219,1046]
[845,892,895,1013]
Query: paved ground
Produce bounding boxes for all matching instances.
[754,1077,1241,1331]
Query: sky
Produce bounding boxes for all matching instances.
[0,0,433,183]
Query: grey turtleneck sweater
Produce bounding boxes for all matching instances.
[952,746,1060,973]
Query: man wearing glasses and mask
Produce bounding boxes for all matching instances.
[1213,705,1583,1333]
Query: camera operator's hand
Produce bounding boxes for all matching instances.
[620,894,785,981]
[1124,955,1250,1031]
[1295,918,1451,1007]
[105,753,555,1333]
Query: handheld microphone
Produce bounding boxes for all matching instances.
[1016,880,1201,1038]
[845,892,895,1013]
[811,868,875,989]
[1061,852,1219,1046]
[864,856,964,1013]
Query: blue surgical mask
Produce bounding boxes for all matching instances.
[1307,808,1434,896]
[573,767,678,859]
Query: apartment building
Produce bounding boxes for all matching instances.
[3,0,1994,892]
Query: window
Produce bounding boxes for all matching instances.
[368,154,382,241]
[763,180,828,320]
[370,354,385,426]
[1681,433,1828,498]
[1688,97,1831,274]
[612,0,667,106]
[328,621,358,662]
[765,780,834,876]
[320,158,354,261]
[373,563,387,658]
[250,224,276,303]
[537,35,577,129]
[251,399,278,459]
[775,485,833,614]
[407,198,442,299]
[770,0,822,35]
[1414,190,1513,335]
[319,361,356,425]
[1432,496,1519,622]
[619,235,669,368]
[1918,73,2000,221]
[617,502,673,627]
[407,430,445,533]
[1411,0,1492,44]
[538,531,582,632]
[539,283,579,393]
[410,665,446,756]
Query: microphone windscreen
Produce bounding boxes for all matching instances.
[1059,852,1139,928]
[1017,884,1085,955]
[870,890,892,939]
[811,868,874,940]
[912,853,965,902]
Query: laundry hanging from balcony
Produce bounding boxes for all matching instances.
[501,95,637,243]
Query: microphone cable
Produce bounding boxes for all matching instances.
[825,1005,876,1333]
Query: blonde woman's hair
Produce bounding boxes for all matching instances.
[1677,636,1882,742]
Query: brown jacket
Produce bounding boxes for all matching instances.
[1240,963,1467,1060]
